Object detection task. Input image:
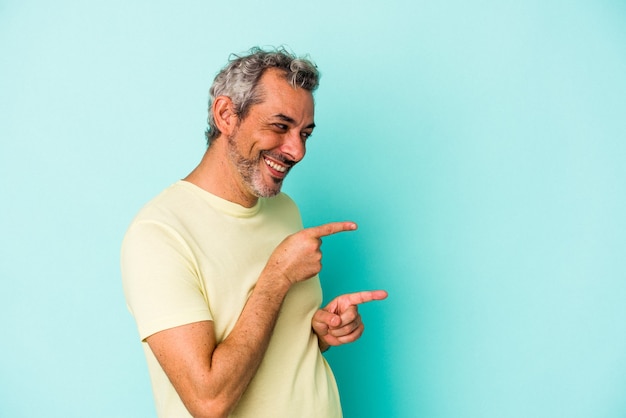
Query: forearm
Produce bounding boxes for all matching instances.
[188,271,291,416]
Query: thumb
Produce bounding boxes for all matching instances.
[313,309,342,331]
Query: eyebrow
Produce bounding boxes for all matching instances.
[274,113,316,130]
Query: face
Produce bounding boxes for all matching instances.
[226,69,315,199]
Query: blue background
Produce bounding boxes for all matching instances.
[2,1,625,417]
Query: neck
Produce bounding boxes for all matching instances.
[184,142,259,208]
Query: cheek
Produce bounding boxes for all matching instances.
[257,132,285,151]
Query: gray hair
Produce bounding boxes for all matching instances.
[205,46,320,145]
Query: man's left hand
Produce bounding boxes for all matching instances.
[312,290,388,349]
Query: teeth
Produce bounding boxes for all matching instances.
[265,158,286,173]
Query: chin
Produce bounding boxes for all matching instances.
[254,187,282,198]
[251,179,283,198]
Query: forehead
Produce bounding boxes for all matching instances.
[255,69,315,116]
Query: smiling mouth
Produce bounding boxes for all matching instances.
[264,156,288,174]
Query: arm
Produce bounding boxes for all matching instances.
[313,290,388,350]
[146,272,289,418]
[145,221,357,418]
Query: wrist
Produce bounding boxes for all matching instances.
[257,266,292,298]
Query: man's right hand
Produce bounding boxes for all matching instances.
[266,221,358,285]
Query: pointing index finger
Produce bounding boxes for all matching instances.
[342,290,389,306]
[306,221,358,238]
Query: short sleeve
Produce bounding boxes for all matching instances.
[121,220,213,341]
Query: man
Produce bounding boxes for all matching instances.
[121,46,387,418]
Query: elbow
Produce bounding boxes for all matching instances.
[185,394,238,418]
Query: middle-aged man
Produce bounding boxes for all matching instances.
[121,46,388,418]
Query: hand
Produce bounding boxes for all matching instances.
[312,290,388,348]
[265,221,358,285]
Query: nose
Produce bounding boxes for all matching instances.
[280,131,306,163]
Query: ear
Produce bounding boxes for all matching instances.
[212,96,238,137]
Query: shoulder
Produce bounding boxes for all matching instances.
[122,182,199,249]
[128,181,202,225]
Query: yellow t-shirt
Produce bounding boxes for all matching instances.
[121,181,342,417]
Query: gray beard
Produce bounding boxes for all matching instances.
[227,133,283,198]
